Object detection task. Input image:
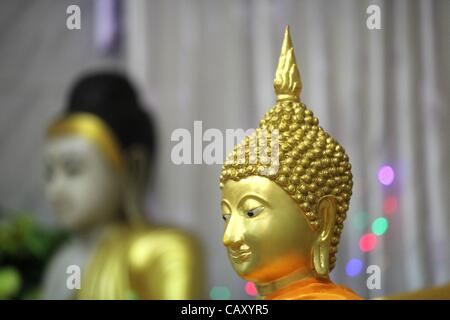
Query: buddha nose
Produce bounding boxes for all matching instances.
[223,215,245,249]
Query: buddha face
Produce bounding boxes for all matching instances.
[221,175,317,284]
[44,135,122,231]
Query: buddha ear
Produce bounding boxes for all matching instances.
[125,145,150,190]
[122,145,150,222]
[312,195,337,278]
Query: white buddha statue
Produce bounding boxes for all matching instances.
[41,72,203,299]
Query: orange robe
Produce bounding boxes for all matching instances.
[263,277,363,300]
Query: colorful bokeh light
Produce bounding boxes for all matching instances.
[378,165,395,186]
[359,233,378,252]
[209,286,231,300]
[372,217,389,235]
[345,258,363,277]
[383,196,398,215]
[351,211,370,232]
[245,282,258,297]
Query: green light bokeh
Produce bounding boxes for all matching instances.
[351,211,370,232]
[372,217,389,235]
[209,286,231,300]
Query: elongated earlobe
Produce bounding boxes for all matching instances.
[123,146,150,224]
[313,242,330,278]
[312,195,337,278]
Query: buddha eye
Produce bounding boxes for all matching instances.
[245,206,264,218]
[63,157,83,177]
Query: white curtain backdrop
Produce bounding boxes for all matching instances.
[0,0,449,299]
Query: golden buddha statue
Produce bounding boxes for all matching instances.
[220,27,362,300]
[42,72,203,299]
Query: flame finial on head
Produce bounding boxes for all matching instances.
[273,25,302,102]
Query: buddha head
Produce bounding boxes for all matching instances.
[220,27,352,287]
[44,72,157,232]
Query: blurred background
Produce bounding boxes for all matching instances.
[0,0,449,299]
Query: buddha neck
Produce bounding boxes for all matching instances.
[256,269,324,297]
[73,223,109,248]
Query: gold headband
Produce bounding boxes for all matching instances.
[46,113,124,170]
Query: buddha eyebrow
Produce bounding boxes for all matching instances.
[237,194,270,209]
[221,200,232,213]
[60,150,83,161]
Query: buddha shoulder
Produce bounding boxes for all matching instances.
[121,225,203,299]
[127,225,201,271]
